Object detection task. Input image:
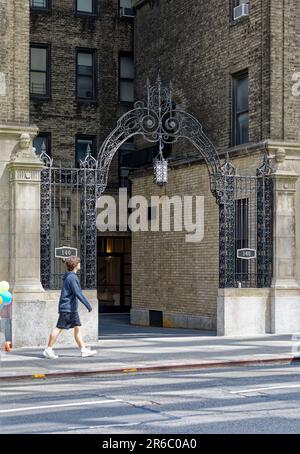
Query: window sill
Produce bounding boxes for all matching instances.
[118,100,135,107]
[229,15,250,28]
[76,99,98,106]
[75,12,98,18]
[30,95,51,102]
[30,8,52,15]
[119,15,135,21]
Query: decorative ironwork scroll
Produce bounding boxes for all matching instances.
[97,75,222,198]
[256,153,273,287]
[40,146,101,290]
[219,156,236,288]
[40,77,274,291]
[219,153,274,288]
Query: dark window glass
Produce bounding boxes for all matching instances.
[119,54,134,103]
[120,0,133,6]
[75,135,96,166]
[232,72,249,146]
[77,51,96,100]
[76,0,95,14]
[235,198,249,281]
[119,0,135,17]
[30,0,50,9]
[33,133,51,157]
[30,46,50,97]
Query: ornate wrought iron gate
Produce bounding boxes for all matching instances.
[218,155,273,288]
[39,77,274,292]
[40,150,101,290]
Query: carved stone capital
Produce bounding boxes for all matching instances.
[10,131,41,164]
[275,147,286,163]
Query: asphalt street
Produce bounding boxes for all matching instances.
[1,363,300,434]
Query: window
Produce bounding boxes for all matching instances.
[75,135,96,167]
[30,45,50,98]
[76,50,96,100]
[33,133,51,157]
[76,0,96,15]
[119,54,134,103]
[232,71,249,146]
[231,0,249,21]
[119,0,135,17]
[30,0,51,9]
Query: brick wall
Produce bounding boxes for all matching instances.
[131,151,264,324]
[0,0,30,125]
[134,0,271,151]
[270,0,300,141]
[30,0,134,182]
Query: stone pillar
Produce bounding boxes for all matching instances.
[8,134,48,347]
[0,0,50,346]
[271,148,300,333]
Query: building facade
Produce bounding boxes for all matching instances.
[29,0,134,314]
[1,0,300,346]
[128,0,300,334]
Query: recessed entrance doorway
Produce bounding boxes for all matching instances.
[97,236,131,313]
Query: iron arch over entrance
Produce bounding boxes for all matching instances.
[96,76,274,290]
[39,77,273,293]
[97,75,223,198]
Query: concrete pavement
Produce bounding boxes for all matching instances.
[2,364,300,433]
[0,314,300,380]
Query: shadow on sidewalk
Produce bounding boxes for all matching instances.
[99,314,216,339]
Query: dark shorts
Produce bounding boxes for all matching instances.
[56,312,81,330]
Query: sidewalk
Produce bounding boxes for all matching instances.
[0,314,299,380]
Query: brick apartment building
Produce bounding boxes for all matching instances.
[128,0,300,331]
[1,0,300,346]
[29,0,135,313]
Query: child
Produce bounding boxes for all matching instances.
[43,256,97,359]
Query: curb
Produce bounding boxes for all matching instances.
[1,355,300,381]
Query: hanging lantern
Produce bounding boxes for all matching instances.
[154,139,168,186]
[154,158,168,185]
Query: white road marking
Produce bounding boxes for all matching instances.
[68,422,141,431]
[0,399,122,415]
[231,384,300,394]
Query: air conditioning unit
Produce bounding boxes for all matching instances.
[120,7,135,18]
[233,3,249,20]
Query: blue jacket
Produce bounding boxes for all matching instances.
[58,272,92,313]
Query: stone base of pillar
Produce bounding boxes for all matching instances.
[271,287,300,334]
[12,290,99,348]
[12,299,47,348]
[217,288,271,336]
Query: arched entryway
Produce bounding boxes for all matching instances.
[40,76,273,331]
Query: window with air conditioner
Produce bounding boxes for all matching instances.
[76,0,96,15]
[233,1,249,21]
[119,0,135,18]
[30,0,51,10]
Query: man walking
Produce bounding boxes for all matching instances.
[43,256,97,359]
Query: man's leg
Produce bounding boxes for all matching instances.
[47,328,62,348]
[74,326,85,349]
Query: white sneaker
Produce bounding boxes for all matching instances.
[81,347,97,358]
[43,347,59,360]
